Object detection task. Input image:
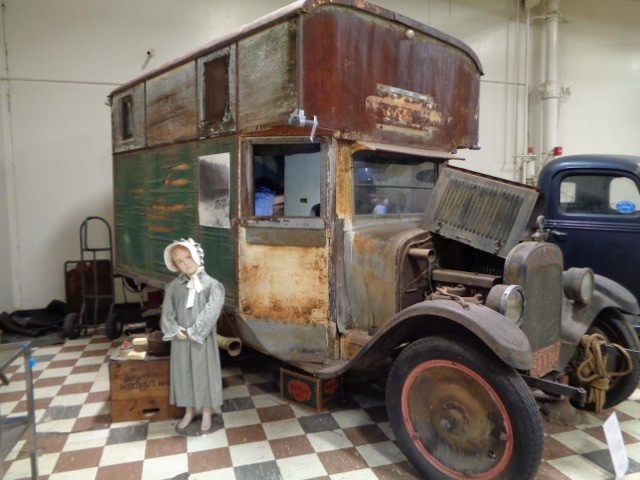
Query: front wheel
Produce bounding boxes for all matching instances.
[386,336,543,480]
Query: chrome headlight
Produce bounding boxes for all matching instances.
[563,267,594,303]
[486,284,525,326]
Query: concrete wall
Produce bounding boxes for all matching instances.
[0,0,639,311]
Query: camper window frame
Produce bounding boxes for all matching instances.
[197,46,237,137]
[241,136,327,230]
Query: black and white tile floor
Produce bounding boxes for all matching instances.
[3,335,640,479]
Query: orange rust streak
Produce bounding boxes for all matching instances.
[148,225,171,233]
[151,204,187,212]
[163,178,190,186]
[167,163,190,171]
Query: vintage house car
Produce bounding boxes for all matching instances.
[107,1,640,479]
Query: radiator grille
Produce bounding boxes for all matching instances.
[505,242,563,351]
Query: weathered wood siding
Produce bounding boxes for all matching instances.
[146,63,198,147]
[238,20,298,129]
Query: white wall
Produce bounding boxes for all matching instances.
[0,0,639,311]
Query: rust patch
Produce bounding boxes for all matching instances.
[530,342,561,377]
[163,178,190,187]
[167,163,190,171]
[239,240,329,323]
[367,84,443,136]
[145,213,168,221]
[150,204,187,212]
[351,235,379,254]
[148,225,171,233]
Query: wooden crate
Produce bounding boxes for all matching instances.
[280,368,342,412]
[109,356,183,422]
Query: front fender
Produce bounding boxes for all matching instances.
[558,286,639,368]
[316,299,532,379]
[594,274,640,315]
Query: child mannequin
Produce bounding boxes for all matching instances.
[161,238,225,433]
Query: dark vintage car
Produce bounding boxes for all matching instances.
[538,154,640,322]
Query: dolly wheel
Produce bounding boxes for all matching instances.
[105,311,123,340]
[63,313,81,339]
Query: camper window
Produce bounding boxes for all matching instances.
[197,46,236,136]
[251,142,322,218]
[203,56,228,123]
[121,94,133,140]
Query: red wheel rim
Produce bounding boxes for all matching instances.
[401,359,514,479]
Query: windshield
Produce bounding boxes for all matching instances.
[353,151,438,215]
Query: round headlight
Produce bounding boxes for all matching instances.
[486,284,525,326]
[563,268,594,303]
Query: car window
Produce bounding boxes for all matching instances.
[353,151,436,216]
[559,174,640,215]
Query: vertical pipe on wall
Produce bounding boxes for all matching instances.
[0,1,22,310]
[540,0,560,165]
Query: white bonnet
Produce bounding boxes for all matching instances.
[163,238,204,272]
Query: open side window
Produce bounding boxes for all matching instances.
[244,139,324,226]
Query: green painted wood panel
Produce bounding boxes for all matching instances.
[114,140,237,302]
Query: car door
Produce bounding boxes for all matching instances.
[543,168,640,301]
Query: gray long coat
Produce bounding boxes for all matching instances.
[161,271,225,410]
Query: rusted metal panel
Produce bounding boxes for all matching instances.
[231,318,333,359]
[145,63,198,147]
[344,224,424,331]
[238,229,329,325]
[423,166,541,258]
[244,226,325,247]
[300,5,481,151]
[238,20,298,129]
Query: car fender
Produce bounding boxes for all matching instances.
[316,299,532,379]
[594,274,640,315]
[559,289,636,368]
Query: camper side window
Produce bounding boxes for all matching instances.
[251,142,322,218]
[197,46,236,136]
[121,94,133,140]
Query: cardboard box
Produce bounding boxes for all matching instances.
[280,368,342,412]
[109,356,183,422]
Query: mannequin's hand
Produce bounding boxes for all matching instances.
[176,327,187,340]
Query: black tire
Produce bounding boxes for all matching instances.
[386,336,543,480]
[63,313,81,340]
[105,311,123,340]
[570,312,640,411]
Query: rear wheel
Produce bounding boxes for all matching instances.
[570,312,640,411]
[386,336,543,480]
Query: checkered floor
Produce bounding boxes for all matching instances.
[2,335,640,480]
